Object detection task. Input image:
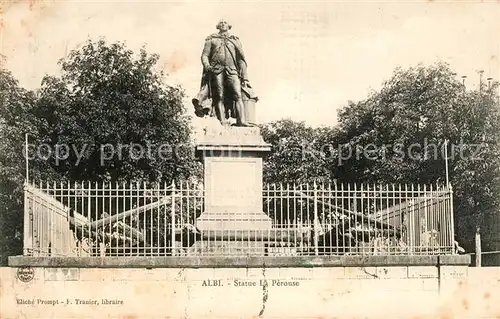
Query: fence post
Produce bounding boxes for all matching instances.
[475,226,481,267]
[449,185,455,254]
[171,181,176,256]
[314,181,319,256]
[23,182,31,256]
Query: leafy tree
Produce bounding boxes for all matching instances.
[35,39,197,183]
[0,69,32,264]
[261,119,335,185]
[0,69,61,264]
[330,62,500,252]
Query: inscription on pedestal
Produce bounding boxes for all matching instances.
[209,160,259,209]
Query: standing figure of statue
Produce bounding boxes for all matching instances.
[192,19,258,127]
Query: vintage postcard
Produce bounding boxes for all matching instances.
[1,1,499,318]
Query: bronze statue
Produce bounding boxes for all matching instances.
[192,19,258,127]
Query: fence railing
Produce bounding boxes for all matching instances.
[23,181,455,257]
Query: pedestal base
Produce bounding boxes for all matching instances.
[196,212,272,231]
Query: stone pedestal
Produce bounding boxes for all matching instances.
[195,125,272,235]
[190,240,269,257]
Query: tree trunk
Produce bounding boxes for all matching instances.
[475,226,481,267]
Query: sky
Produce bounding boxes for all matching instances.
[1,0,499,127]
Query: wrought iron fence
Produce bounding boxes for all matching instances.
[23,181,455,257]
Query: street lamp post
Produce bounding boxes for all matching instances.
[487,77,493,89]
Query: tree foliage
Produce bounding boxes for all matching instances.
[330,62,500,248]
[261,119,334,184]
[0,69,60,264]
[0,70,33,263]
[35,39,196,183]
[0,40,198,264]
